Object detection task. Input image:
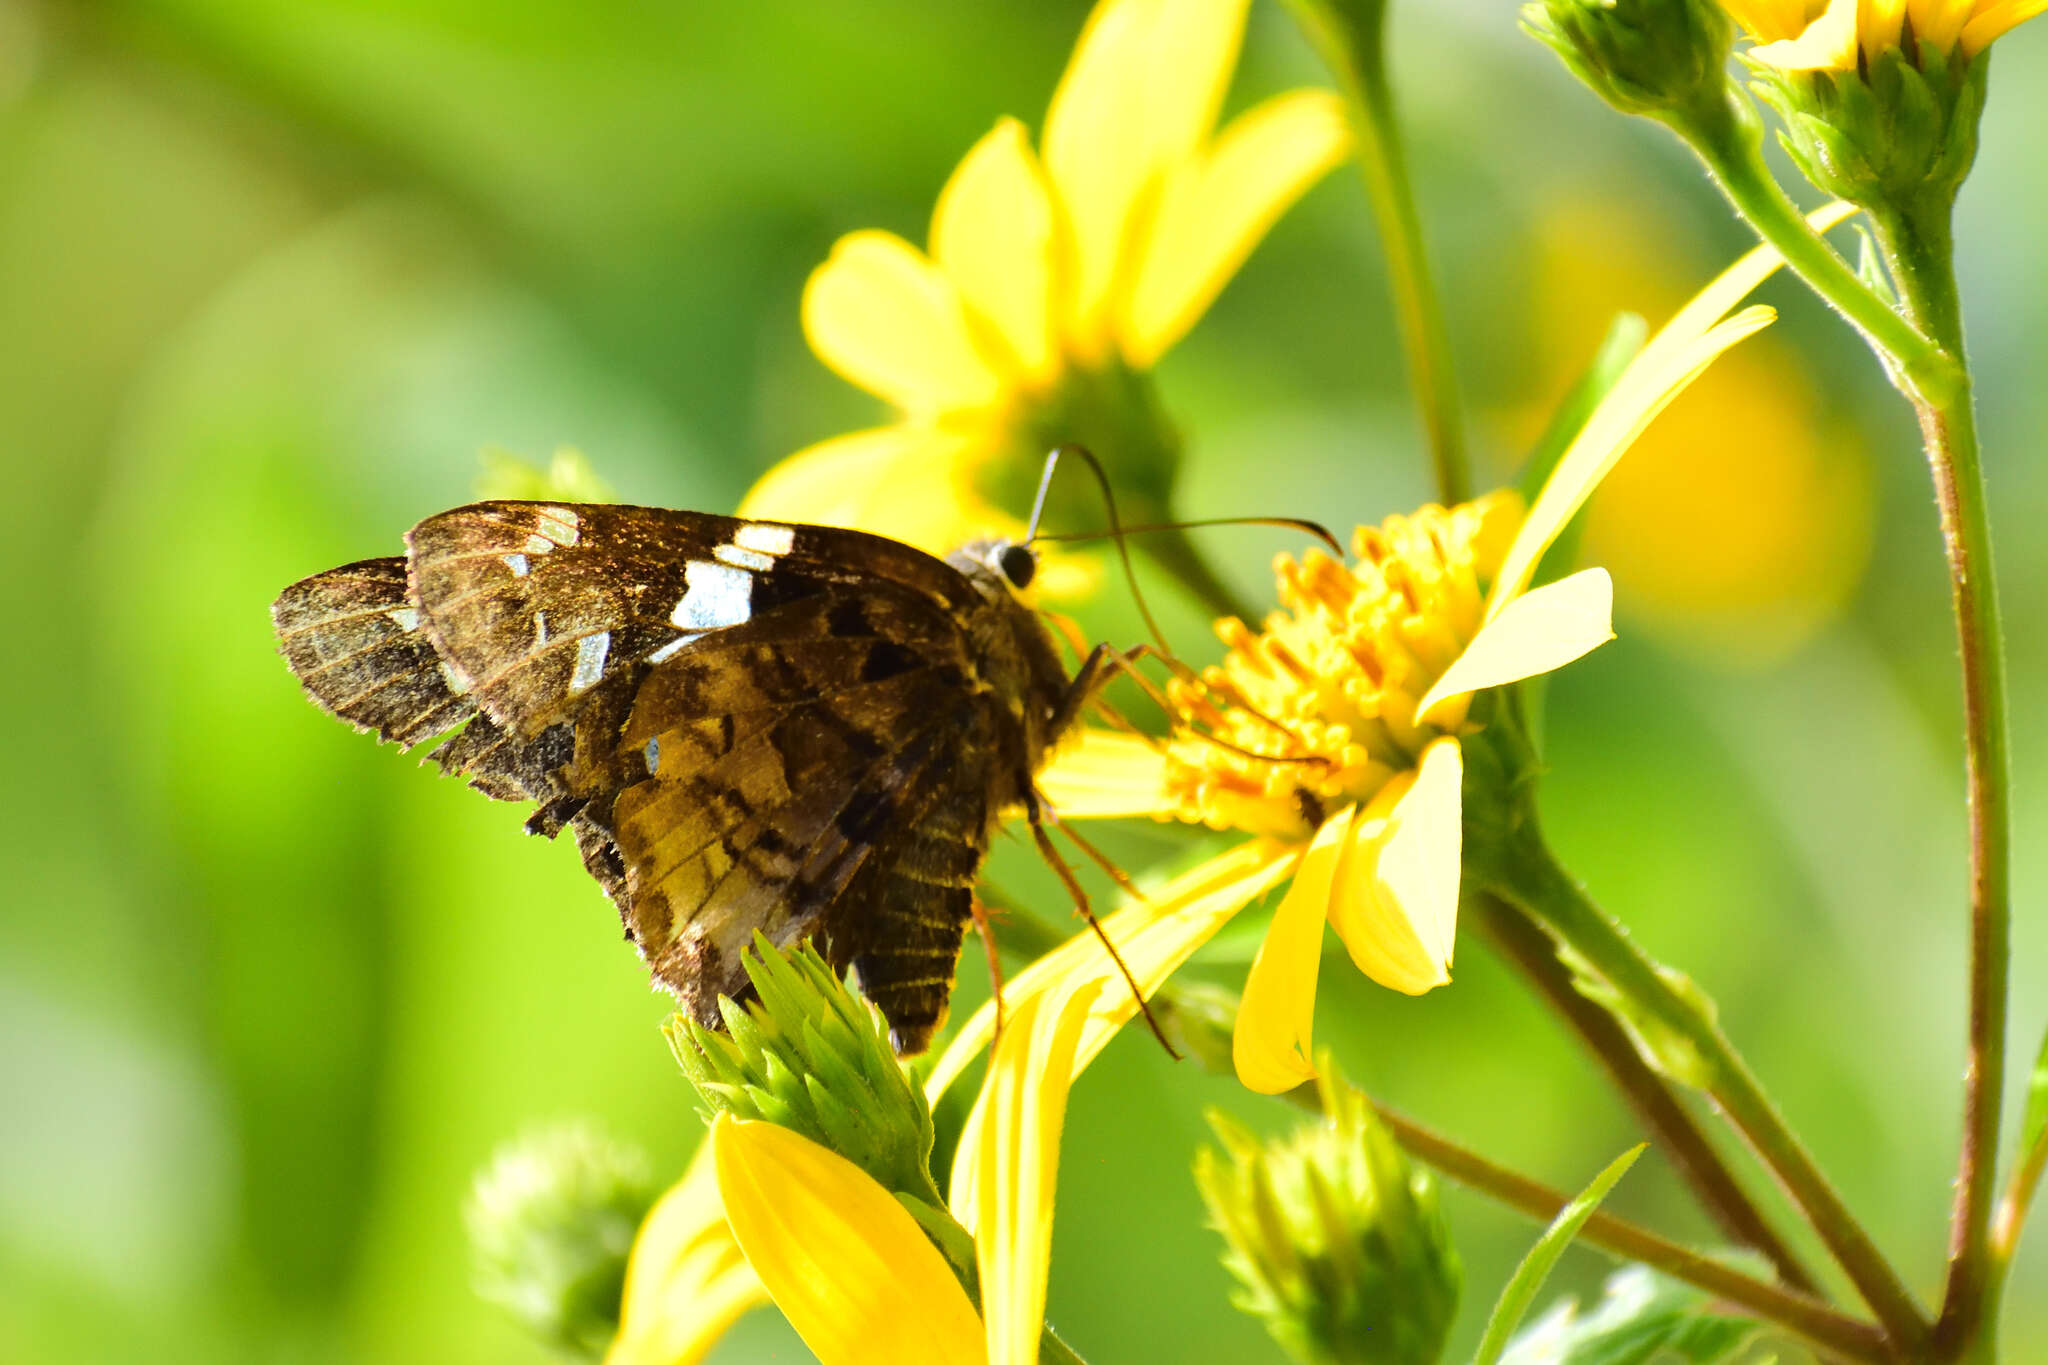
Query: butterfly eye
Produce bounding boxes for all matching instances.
[997,543,1037,590]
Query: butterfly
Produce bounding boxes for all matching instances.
[272,500,1121,1054]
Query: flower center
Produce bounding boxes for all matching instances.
[1161,492,1521,839]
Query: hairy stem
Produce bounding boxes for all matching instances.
[1870,201,2011,1365]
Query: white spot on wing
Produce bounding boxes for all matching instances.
[437,660,472,695]
[524,535,555,555]
[568,631,610,694]
[714,543,775,572]
[671,559,752,632]
[502,553,529,577]
[384,607,420,632]
[643,736,660,774]
[647,633,700,664]
[733,523,795,556]
[534,610,550,647]
[536,506,581,546]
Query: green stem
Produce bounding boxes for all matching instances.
[1670,92,1960,407]
[1480,823,1931,1355]
[1869,200,2011,1365]
[1273,1084,1891,1362]
[1282,0,1470,503]
[1472,895,1821,1294]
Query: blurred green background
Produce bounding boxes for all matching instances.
[6,0,2046,1360]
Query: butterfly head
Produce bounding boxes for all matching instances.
[949,538,1039,600]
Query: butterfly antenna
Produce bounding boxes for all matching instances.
[1034,516,1347,560]
[1026,444,1175,656]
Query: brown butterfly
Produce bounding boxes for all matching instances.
[272,500,1124,1054]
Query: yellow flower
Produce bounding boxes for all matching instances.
[1001,209,1853,1096]
[741,0,1349,567]
[605,1143,766,1365]
[1723,0,2045,66]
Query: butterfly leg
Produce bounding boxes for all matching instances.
[970,895,1007,1043]
[1021,788,1179,1058]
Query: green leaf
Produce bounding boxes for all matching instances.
[1499,1264,1763,1365]
[2020,1021,2048,1161]
[1472,1145,1645,1365]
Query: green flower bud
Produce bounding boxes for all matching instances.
[1748,50,1987,213]
[1195,1067,1461,1365]
[666,936,938,1202]
[1523,0,1736,122]
[466,1122,656,1359]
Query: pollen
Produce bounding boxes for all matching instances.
[1162,492,1521,838]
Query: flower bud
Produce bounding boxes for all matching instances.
[666,936,938,1202]
[1749,50,1986,212]
[1524,0,1736,122]
[466,1122,656,1358]
[1195,1067,1460,1365]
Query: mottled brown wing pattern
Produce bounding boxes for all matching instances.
[275,501,1031,1051]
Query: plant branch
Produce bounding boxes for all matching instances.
[1480,826,1930,1354]
[1869,201,2011,1363]
[1473,894,1821,1295]
[1283,0,1470,502]
[1278,1084,1890,1363]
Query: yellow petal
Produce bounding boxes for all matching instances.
[1414,569,1614,725]
[1233,809,1354,1094]
[1750,0,1860,66]
[933,119,1061,387]
[952,984,1097,1365]
[924,840,1294,1101]
[803,230,1008,417]
[740,424,1008,557]
[1858,0,1907,54]
[1487,203,1856,615]
[712,1114,986,1365]
[1043,0,1250,356]
[606,1143,765,1365]
[1908,0,1979,49]
[1121,89,1350,367]
[1719,0,1816,40]
[1035,728,1172,818]
[1961,0,2048,51]
[1333,737,1462,993]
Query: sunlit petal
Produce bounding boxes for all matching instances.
[1858,0,1908,54]
[739,424,1007,558]
[1490,200,1857,610]
[1750,0,1860,66]
[1358,737,1462,983]
[1233,810,1355,1094]
[803,230,1008,417]
[933,119,1060,386]
[952,985,1097,1365]
[1414,569,1614,725]
[1490,302,1782,614]
[1327,763,1453,997]
[606,1144,765,1365]
[924,840,1294,1101]
[1962,0,2048,51]
[712,1115,985,1365]
[1121,89,1349,366]
[1908,0,1978,49]
[1720,0,1815,40]
[1035,728,1172,818]
[1043,0,1250,354]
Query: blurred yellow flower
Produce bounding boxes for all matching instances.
[1523,203,1873,663]
[741,0,1349,568]
[1722,0,2045,65]
[984,218,1845,1096]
